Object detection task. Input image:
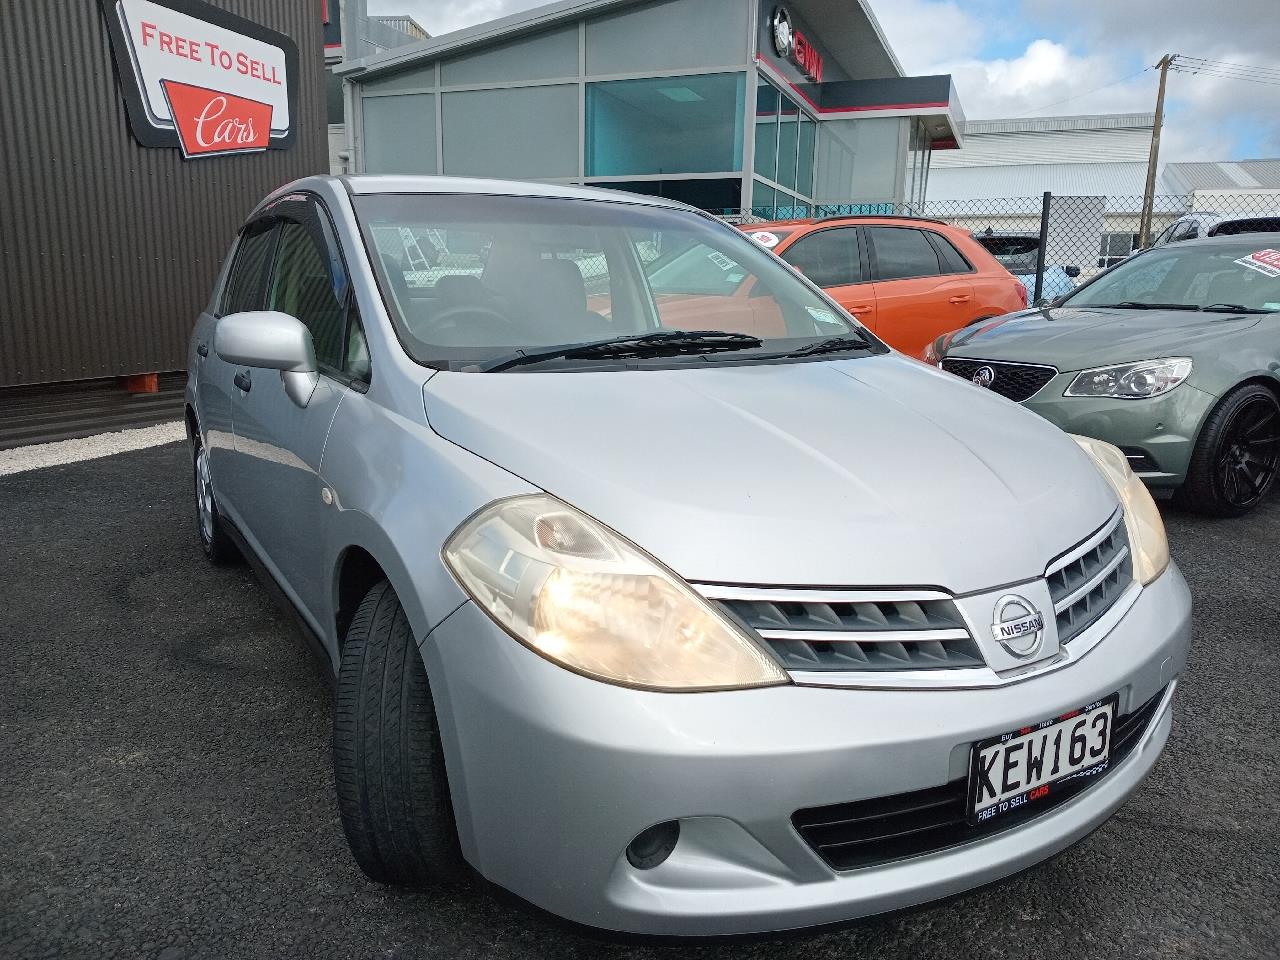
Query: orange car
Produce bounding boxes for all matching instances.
[740,216,1028,358]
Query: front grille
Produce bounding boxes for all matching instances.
[1046,513,1133,645]
[711,593,984,672]
[941,357,1058,402]
[793,687,1167,871]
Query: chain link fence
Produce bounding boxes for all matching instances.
[723,192,1280,303]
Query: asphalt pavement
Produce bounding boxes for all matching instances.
[1,442,1277,960]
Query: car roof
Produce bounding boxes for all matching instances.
[1153,233,1279,247]
[260,174,697,212]
[747,214,955,231]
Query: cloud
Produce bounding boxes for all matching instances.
[872,0,1280,162]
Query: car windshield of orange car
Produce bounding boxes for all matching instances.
[354,193,881,370]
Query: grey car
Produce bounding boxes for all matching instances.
[185,175,1192,936]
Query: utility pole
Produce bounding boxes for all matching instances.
[1138,53,1175,248]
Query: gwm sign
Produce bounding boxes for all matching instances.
[769,6,824,83]
[100,0,299,159]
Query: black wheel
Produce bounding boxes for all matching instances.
[333,580,462,885]
[192,433,237,564]
[1176,384,1280,517]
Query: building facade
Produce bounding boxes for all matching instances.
[324,1,428,173]
[335,0,964,216]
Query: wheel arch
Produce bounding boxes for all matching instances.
[333,544,391,650]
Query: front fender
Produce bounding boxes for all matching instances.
[318,387,537,655]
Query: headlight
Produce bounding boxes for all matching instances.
[442,495,789,691]
[921,339,942,366]
[1070,435,1170,585]
[1065,358,1192,399]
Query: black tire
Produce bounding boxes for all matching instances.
[966,314,997,327]
[333,580,462,885]
[1175,383,1280,517]
[192,432,237,564]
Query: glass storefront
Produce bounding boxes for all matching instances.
[585,73,745,178]
[749,76,817,219]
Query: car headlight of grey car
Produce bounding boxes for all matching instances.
[1064,357,1192,399]
[443,494,790,691]
[1071,435,1170,585]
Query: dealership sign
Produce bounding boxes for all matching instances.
[100,0,299,158]
[770,7,823,83]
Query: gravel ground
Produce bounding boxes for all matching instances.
[1,442,1277,960]
[0,422,184,476]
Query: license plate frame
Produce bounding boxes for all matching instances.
[967,693,1119,826]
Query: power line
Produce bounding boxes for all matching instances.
[1171,56,1280,87]
[1013,65,1152,118]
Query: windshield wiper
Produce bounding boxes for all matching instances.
[477,330,763,372]
[1088,301,1200,311]
[777,334,875,358]
[1200,303,1276,314]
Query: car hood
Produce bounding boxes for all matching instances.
[422,355,1116,593]
[944,306,1263,371]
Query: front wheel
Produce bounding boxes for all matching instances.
[1176,384,1280,516]
[332,581,463,886]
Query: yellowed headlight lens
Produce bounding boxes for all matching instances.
[1071,434,1170,585]
[443,495,789,691]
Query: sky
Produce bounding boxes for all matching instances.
[366,0,1280,162]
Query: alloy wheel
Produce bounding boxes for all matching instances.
[196,445,215,545]
[1215,393,1280,509]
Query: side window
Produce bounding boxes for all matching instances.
[219,221,276,316]
[780,228,861,287]
[927,232,973,274]
[868,227,942,281]
[267,218,346,370]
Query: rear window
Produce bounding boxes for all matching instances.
[976,235,1039,273]
[868,227,941,281]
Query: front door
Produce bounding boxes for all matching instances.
[199,219,277,479]
[223,196,354,630]
[777,226,879,331]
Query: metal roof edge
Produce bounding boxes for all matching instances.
[334,0,640,78]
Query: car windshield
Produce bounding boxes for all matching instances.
[352,193,872,369]
[1064,240,1280,312]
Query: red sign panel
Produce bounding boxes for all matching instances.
[161,80,272,157]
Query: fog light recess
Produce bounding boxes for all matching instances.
[626,820,681,869]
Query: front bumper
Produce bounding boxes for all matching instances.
[423,563,1192,936]
[1023,376,1218,487]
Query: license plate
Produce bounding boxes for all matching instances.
[969,694,1117,824]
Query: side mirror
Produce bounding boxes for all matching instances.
[215,311,319,408]
[1064,265,1081,279]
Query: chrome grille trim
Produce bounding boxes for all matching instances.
[1046,508,1124,576]
[696,584,951,604]
[756,627,972,644]
[1053,546,1130,614]
[692,585,985,673]
[1045,510,1133,646]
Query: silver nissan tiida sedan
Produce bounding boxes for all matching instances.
[185,175,1192,936]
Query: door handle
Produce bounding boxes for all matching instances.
[234,370,252,393]
[948,295,972,304]
[848,304,874,313]
[196,342,209,358]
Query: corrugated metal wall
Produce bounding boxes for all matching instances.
[0,1,328,388]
